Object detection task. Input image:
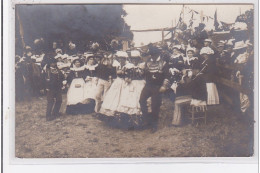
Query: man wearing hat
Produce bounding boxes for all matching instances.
[45,58,66,121]
[139,46,169,133]
[194,23,208,45]
[217,41,226,64]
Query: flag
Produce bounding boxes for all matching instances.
[189,11,194,27]
[214,9,219,30]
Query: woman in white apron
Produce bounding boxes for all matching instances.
[65,59,88,115]
[99,51,128,116]
[197,47,219,105]
[117,50,146,128]
[82,55,99,113]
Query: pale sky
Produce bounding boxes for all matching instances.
[123,4,253,46]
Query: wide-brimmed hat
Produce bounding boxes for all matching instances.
[200,47,214,55]
[148,45,161,55]
[233,41,247,50]
[204,39,212,43]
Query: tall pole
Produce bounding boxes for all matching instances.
[183,5,185,22]
[16,8,26,48]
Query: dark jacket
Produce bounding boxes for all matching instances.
[67,68,87,84]
[45,67,64,91]
[96,64,117,81]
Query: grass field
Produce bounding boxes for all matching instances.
[15,94,254,158]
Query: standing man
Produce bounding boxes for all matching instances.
[45,58,66,121]
[139,45,169,133]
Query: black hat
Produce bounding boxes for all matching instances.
[148,45,161,55]
[199,23,206,29]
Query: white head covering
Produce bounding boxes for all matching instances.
[55,48,62,54]
[115,51,128,58]
[226,39,235,46]
[91,42,100,49]
[186,47,196,53]
[62,54,69,59]
[83,52,94,59]
[34,39,41,45]
[200,47,214,55]
[218,40,226,44]
[54,54,63,59]
[245,40,253,47]
[232,22,248,31]
[69,42,76,49]
[233,41,247,50]
[130,50,141,58]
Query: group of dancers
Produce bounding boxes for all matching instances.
[40,38,223,133]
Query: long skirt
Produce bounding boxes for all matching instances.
[206,83,219,105]
[67,78,86,105]
[66,78,95,115]
[117,80,146,115]
[99,77,125,116]
[84,78,98,100]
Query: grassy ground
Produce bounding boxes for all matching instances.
[15,95,254,158]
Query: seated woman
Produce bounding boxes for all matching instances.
[84,55,98,99]
[183,47,200,71]
[82,55,99,113]
[65,58,89,115]
[171,47,203,126]
[99,51,128,116]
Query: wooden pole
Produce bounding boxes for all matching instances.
[162,29,164,43]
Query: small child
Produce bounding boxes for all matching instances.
[45,58,66,121]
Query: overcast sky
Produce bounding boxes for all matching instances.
[123,4,253,46]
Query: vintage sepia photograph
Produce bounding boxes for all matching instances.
[14,4,255,158]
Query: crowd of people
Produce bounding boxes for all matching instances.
[15,20,254,133]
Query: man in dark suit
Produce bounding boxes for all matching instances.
[139,45,169,133]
